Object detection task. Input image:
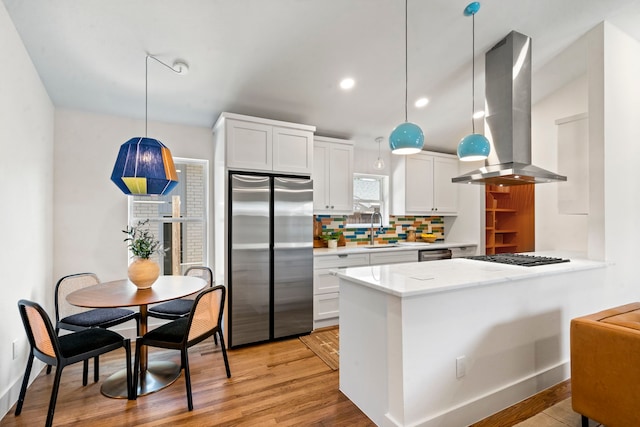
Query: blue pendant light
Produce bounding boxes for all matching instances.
[390,0,424,155]
[457,2,491,162]
[111,55,187,195]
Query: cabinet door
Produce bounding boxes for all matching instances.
[433,156,459,214]
[327,143,354,213]
[273,127,313,174]
[405,154,434,213]
[226,120,273,171]
[313,292,339,322]
[369,250,418,265]
[312,142,331,211]
[313,268,340,294]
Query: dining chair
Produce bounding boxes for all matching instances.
[16,299,133,427]
[133,285,231,410]
[147,266,214,320]
[52,272,140,384]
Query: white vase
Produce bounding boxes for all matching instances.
[328,239,338,249]
[128,257,160,289]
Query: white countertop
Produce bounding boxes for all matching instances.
[334,254,606,297]
[313,241,476,256]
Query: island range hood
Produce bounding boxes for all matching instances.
[452,31,567,186]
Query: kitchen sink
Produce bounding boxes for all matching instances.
[362,244,399,249]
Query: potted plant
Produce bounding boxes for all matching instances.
[321,231,342,249]
[123,219,167,289]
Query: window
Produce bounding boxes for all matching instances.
[347,174,389,227]
[128,158,209,275]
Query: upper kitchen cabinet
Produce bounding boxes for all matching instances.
[313,136,354,214]
[214,112,315,175]
[391,151,459,216]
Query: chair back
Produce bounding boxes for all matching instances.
[54,273,100,322]
[187,285,225,342]
[185,266,213,287]
[18,300,59,360]
[183,266,213,301]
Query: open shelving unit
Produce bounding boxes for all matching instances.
[485,184,535,255]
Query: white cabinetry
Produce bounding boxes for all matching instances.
[313,253,368,329]
[220,113,315,174]
[313,249,418,329]
[392,151,459,216]
[369,250,418,265]
[313,137,354,214]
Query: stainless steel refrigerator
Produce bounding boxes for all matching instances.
[228,173,313,348]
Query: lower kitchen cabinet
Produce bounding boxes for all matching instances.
[369,250,418,264]
[313,253,369,329]
[313,249,419,329]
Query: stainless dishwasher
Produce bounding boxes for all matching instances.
[418,249,452,262]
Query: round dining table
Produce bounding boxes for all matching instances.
[66,275,206,398]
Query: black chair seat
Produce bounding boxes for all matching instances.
[60,308,137,328]
[148,300,193,317]
[145,317,189,344]
[58,328,126,358]
[53,273,140,385]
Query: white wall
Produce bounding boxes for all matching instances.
[53,110,214,284]
[534,21,640,305]
[533,75,589,253]
[0,2,54,418]
[599,22,640,303]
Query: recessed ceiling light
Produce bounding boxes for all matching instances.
[473,110,485,119]
[340,78,355,90]
[415,97,429,108]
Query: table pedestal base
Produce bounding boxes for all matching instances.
[101,361,181,398]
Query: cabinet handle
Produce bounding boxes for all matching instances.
[338,254,348,258]
[325,205,329,208]
[331,205,334,209]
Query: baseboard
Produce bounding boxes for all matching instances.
[471,378,571,426]
[0,360,45,421]
[383,361,570,427]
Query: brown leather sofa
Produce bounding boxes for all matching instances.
[571,302,640,427]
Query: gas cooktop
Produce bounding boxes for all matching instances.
[465,253,570,267]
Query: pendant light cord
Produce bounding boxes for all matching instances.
[404,0,408,123]
[145,55,187,137]
[471,12,476,134]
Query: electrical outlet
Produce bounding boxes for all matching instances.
[12,339,18,360]
[396,225,403,234]
[456,356,466,378]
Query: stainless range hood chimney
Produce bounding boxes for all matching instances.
[452,31,567,185]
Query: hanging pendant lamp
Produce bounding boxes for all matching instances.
[373,137,385,170]
[457,2,491,162]
[389,0,424,155]
[111,55,187,195]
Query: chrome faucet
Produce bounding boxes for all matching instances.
[370,208,383,246]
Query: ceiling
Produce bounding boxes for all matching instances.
[4,0,640,154]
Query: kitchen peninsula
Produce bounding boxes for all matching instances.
[335,255,606,426]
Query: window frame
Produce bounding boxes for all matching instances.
[346,173,389,228]
[127,157,209,275]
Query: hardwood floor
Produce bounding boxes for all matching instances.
[1,338,373,427]
[1,335,573,427]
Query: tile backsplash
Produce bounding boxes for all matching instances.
[316,215,444,245]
